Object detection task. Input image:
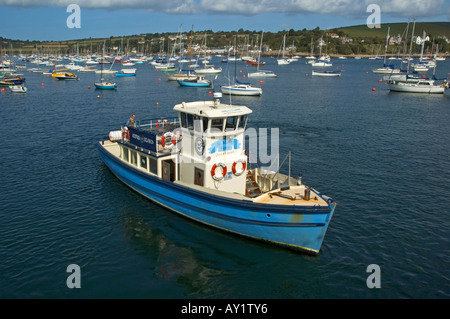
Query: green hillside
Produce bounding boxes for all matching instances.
[334,22,450,40]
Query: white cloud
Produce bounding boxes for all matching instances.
[364,0,447,18]
[0,0,447,18]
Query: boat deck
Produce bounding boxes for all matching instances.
[253,186,329,206]
[100,140,331,208]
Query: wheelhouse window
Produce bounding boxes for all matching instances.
[238,115,248,129]
[226,116,238,131]
[187,114,194,130]
[211,118,224,132]
[180,112,187,128]
[194,115,202,132]
[202,117,209,132]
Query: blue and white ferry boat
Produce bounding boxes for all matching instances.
[97,94,336,254]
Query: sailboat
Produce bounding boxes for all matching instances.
[222,35,262,96]
[386,20,446,93]
[277,34,290,65]
[388,78,446,93]
[177,26,212,88]
[311,37,332,68]
[94,43,117,90]
[372,27,400,74]
[248,31,278,78]
[412,30,431,72]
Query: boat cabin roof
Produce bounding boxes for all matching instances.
[173,100,252,119]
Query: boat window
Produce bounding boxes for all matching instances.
[211,118,224,132]
[180,112,187,128]
[122,147,129,162]
[238,115,247,129]
[187,114,194,130]
[193,115,201,132]
[226,116,238,131]
[202,117,209,132]
[130,151,137,166]
[149,157,157,174]
[140,156,147,170]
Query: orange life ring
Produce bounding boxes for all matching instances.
[122,128,130,140]
[211,163,227,181]
[161,132,177,149]
[232,159,246,176]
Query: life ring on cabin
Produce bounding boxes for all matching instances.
[232,159,246,176]
[211,163,227,181]
[161,131,177,149]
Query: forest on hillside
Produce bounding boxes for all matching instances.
[1,23,449,57]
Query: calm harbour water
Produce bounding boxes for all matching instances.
[0,57,449,299]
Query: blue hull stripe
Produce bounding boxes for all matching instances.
[97,142,335,252]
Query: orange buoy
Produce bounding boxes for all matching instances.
[260,80,264,84]
[41,83,44,86]
[88,86,91,89]
[372,88,376,91]
[1,88,5,92]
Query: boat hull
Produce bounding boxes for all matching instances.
[94,82,117,90]
[312,70,341,77]
[115,72,136,77]
[247,71,277,78]
[97,142,335,254]
[177,80,211,87]
[389,83,445,94]
[221,86,262,96]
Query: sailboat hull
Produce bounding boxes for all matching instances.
[389,82,445,94]
[221,85,262,95]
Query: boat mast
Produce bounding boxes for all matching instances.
[383,27,390,67]
[188,26,193,76]
[407,19,416,75]
[419,30,426,63]
[256,30,264,73]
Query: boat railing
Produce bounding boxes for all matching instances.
[134,117,180,130]
[255,152,297,192]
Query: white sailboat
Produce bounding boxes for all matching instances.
[388,79,445,94]
[311,37,332,68]
[412,30,431,72]
[373,27,401,74]
[222,35,262,96]
[277,34,290,65]
[94,43,117,90]
[248,31,277,78]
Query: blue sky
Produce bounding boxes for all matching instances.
[0,0,449,41]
